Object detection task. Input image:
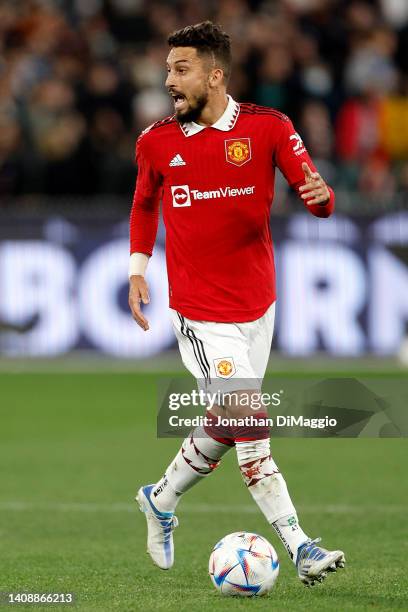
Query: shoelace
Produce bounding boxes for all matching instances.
[158,516,178,543]
[298,537,325,563]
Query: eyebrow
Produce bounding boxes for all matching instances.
[166,59,191,66]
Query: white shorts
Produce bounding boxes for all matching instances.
[170,303,275,393]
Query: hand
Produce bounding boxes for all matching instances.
[129,275,150,331]
[299,162,330,205]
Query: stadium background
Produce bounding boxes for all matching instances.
[1,1,407,611]
[0,0,407,361]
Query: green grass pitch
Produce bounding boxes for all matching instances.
[1,372,407,611]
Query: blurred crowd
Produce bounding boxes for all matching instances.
[0,0,408,206]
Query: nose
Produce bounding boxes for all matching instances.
[165,70,175,89]
[164,72,174,89]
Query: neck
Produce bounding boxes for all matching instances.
[196,92,229,126]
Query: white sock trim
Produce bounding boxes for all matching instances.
[235,438,270,463]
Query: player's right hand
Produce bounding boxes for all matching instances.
[129,275,150,331]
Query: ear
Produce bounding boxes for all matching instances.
[209,67,224,87]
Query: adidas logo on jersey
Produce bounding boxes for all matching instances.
[169,154,186,167]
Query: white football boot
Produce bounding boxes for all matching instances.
[136,484,179,570]
[296,538,345,586]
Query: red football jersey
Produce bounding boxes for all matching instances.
[130,96,334,322]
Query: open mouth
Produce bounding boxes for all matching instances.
[171,92,186,110]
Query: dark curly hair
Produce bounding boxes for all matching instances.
[167,21,232,83]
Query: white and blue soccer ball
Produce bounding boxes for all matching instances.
[209,532,279,596]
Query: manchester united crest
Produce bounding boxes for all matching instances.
[214,357,236,379]
[225,138,251,167]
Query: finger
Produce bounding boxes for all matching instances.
[134,311,150,331]
[299,178,322,192]
[140,285,150,305]
[131,306,148,329]
[308,186,330,202]
[301,188,321,199]
[302,162,313,179]
[130,299,149,331]
[305,195,330,206]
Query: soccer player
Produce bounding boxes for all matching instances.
[129,21,345,586]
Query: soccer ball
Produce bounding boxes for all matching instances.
[209,531,279,596]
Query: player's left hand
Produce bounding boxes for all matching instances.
[299,162,330,206]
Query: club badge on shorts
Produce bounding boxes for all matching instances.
[225,138,251,166]
[214,357,236,379]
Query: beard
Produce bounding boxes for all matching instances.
[174,90,209,123]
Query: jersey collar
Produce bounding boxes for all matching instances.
[179,95,240,137]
